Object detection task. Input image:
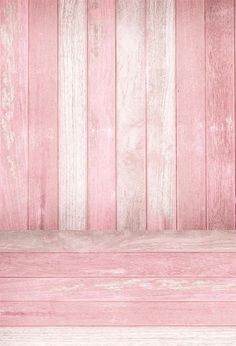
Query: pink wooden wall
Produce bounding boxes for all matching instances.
[0,0,235,231]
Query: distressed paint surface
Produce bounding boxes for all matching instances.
[2,252,236,278]
[206,0,235,229]
[87,0,116,230]
[1,301,236,326]
[59,0,87,230]
[28,0,58,230]
[2,230,236,252]
[0,0,28,230]
[2,277,236,301]
[147,0,176,230]
[1,328,236,346]
[116,0,146,231]
[176,0,206,229]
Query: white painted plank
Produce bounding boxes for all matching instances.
[59,0,87,230]
[0,328,236,345]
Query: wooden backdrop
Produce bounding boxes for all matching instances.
[0,0,235,231]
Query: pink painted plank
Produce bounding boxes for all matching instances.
[0,0,28,230]
[1,301,236,326]
[146,0,176,230]
[1,252,236,277]
[28,0,58,230]
[206,0,235,229]
[116,0,146,231]
[1,278,236,301]
[176,0,206,229]
[87,0,116,230]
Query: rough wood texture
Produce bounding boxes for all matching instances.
[59,0,87,230]
[206,0,235,229]
[87,0,116,230]
[28,0,58,230]
[146,0,176,230]
[2,277,236,301]
[1,230,236,252]
[176,0,206,229]
[1,252,236,277]
[1,328,236,346]
[117,0,146,231]
[0,0,28,230]
[1,301,236,326]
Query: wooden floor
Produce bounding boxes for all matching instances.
[0,230,236,344]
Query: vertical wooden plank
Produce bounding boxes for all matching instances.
[28,0,58,230]
[146,0,176,230]
[176,0,205,229]
[206,0,235,229]
[117,0,146,231]
[59,0,87,230]
[87,0,116,230]
[0,0,28,230]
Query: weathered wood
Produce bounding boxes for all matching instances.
[1,252,236,277]
[1,230,236,252]
[176,0,206,229]
[1,301,236,326]
[28,0,58,230]
[0,0,28,230]
[1,277,236,301]
[87,0,116,230]
[1,328,236,346]
[59,0,87,230]
[116,0,146,231]
[146,0,176,230]
[206,0,235,229]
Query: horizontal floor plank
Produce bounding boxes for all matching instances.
[1,301,236,326]
[1,230,236,252]
[1,327,236,345]
[1,252,236,278]
[1,278,236,301]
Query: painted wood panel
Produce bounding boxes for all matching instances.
[206,0,235,229]
[28,0,58,230]
[59,0,87,230]
[2,277,236,301]
[0,0,28,230]
[1,301,236,326]
[1,328,236,346]
[2,230,236,252]
[176,0,206,229]
[146,0,176,230]
[116,0,146,231]
[87,0,116,230]
[2,252,236,278]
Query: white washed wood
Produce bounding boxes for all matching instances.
[146,0,176,230]
[116,0,146,231]
[1,230,236,252]
[1,328,236,346]
[59,0,87,230]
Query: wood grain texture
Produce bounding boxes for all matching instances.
[117,0,146,231]
[0,0,28,230]
[146,0,176,230]
[28,0,58,230]
[1,301,236,326]
[206,0,235,229]
[88,0,116,230]
[59,0,87,230]
[1,230,236,252]
[2,252,236,277]
[1,327,236,346]
[2,277,236,301]
[176,0,206,229]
